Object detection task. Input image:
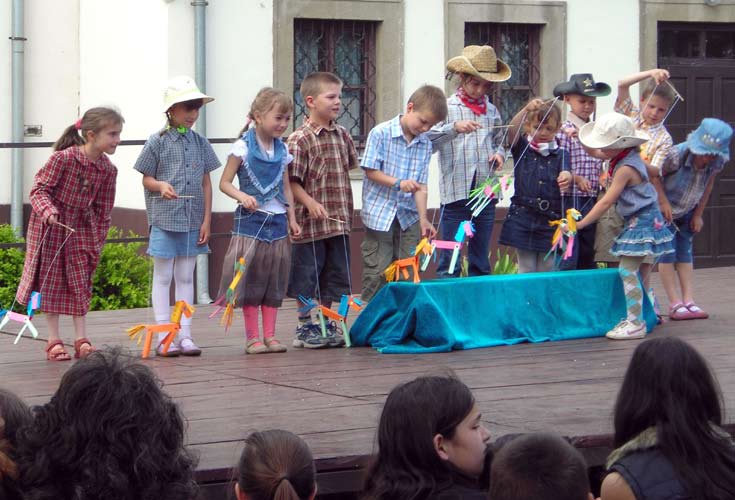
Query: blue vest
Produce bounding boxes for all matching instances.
[610,448,689,499]
[235,130,288,207]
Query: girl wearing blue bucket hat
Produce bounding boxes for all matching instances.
[658,118,732,321]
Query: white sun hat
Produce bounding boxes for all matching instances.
[162,75,214,114]
[579,112,651,150]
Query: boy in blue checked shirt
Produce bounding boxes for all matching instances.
[360,85,448,301]
[553,73,612,269]
[658,118,732,321]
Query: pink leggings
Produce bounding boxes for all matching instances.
[242,305,278,342]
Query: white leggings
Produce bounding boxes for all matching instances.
[516,249,555,274]
[152,256,196,326]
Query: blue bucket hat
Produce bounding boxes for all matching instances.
[686,118,732,162]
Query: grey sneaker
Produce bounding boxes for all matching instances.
[325,321,346,347]
[292,323,328,349]
[605,319,646,340]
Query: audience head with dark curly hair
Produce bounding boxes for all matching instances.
[235,429,316,500]
[0,388,31,500]
[16,348,199,500]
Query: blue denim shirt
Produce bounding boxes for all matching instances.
[510,136,570,217]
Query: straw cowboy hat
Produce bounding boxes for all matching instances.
[162,75,214,114]
[579,112,650,150]
[553,73,611,98]
[446,45,511,83]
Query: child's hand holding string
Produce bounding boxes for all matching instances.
[650,68,670,85]
[525,98,546,112]
[420,218,437,239]
[557,171,573,192]
[454,120,482,134]
[489,153,504,170]
[398,180,422,193]
[306,199,328,219]
[238,193,258,211]
[159,181,178,199]
[574,175,593,193]
[289,218,302,239]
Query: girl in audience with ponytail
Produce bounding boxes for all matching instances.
[235,429,317,500]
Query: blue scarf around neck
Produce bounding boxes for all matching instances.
[243,127,286,195]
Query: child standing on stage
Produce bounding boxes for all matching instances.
[286,72,358,349]
[553,73,612,270]
[360,85,447,301]
[17,107,123,361]
[596,69,675,268]
[134,76,220,357]
[430,45,511,278]
[218,88,301,355]
[658,118,732,321]
[498,98,572,273]
[575,113,674,340]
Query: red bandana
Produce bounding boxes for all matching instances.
[456,86,487,116]
[607,149,633,178]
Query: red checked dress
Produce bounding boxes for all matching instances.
[16,146,117,315]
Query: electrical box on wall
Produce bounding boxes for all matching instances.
[24,125,42,137]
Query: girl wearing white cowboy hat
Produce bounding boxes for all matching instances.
[430,45,511,278]
[574,112,675,340]
[133,75,220,357]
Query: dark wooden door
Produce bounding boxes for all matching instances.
[659,23,735,267]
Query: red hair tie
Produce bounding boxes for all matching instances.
[74,118,82,130]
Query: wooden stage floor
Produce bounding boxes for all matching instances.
[1,267,733,497]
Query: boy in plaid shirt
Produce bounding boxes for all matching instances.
[360,85,447,301]
[286,72,359,348]
[553,73,611,270]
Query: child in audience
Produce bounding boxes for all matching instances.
[360,85,446,301]
[16,348,198,500]
[234,429,317,500]
[489,432,593,500]
[498,98,572,273]
[362,375,491,500]
[602,337,735,500]
[658,118,732,320]
[0,389,31,500]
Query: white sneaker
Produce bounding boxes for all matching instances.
[178,338,202,356]
[605,320,646,340]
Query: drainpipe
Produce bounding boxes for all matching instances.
[192,0,212,304]
[10,0,25,235]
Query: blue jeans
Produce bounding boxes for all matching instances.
[436,199,496,277]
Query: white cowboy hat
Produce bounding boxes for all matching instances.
[446,45,511,83]
[579,112,650,150]
[162,75,214,114]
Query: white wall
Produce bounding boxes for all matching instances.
[565,0,640,114]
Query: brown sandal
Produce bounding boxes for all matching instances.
[46,340,72,361]
[73,338,97,359]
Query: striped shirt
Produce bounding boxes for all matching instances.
[134,128,220,232]
[429,94,506,204]
[360,115,432,231]
[615,97,673,171]
[556,112,603,196]
[662,143,724,218]
[287,117,357,242]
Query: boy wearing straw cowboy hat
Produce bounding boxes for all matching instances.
[575,112,674,340]
[429,45,511,277]
[553,73,611,270]
[658,118,732,321]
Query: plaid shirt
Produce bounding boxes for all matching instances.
[134,128,220,232]
[429,94,506,204]
[556,112,603,197]
[615,97,673,171]
[287,117,357,242]
[662,143,724,218]
[361,115,432,231]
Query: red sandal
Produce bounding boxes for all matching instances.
[73,338,97,359]
[46,340,71,361]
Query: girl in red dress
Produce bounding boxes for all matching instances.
[16,107,124,361]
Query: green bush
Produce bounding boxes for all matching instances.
[0,225,26,311]
[492,248,518,275]
[90,227,151,311]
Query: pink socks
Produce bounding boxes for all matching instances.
[243,305,279,341]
